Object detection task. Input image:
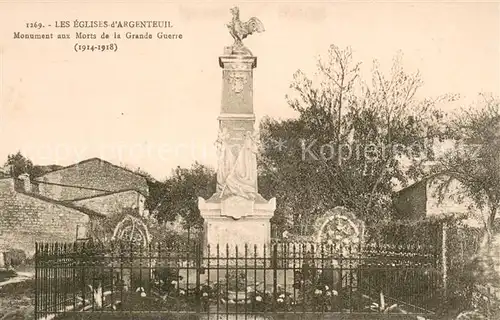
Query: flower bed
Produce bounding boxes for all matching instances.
[153,268,342,313]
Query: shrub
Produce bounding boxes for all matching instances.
[449,232,500,319]
[3,249,27,270]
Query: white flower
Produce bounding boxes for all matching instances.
[326,291,331,296]
[277,298,284,303]
[325,286,329,290]
[314,289,322,295]
[332,290,338,296]
[203,292,208,297]
[279,294,285,298]
[140,292,146,297]
[256,296,262,302]
[179,290,185,295]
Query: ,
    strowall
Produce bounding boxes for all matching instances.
[0,178,90,261]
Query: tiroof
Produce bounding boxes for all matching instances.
[34,157,149,196]
[394,172,451,196]
[3,177,107,218]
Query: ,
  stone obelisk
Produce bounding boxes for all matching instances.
[198,7,275,255]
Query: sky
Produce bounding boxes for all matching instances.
[0,1,498,180]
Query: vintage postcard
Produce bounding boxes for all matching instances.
[0,1,499,320]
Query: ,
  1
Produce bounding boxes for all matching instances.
[26,22,44,29]
[74,43,118,52]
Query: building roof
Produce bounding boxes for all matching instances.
[34,158,149,197]
[20,189,106,218]
[0,177,105,218]
[68,188,142,202]
[394,172,451,196]
[32,164,64,178]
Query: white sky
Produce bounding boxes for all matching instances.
[0,1,498,180]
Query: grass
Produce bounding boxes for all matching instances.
[0,269,17,283]
[0,279,34,320]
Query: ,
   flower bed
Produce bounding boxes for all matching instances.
[147,266,438,319]
[152,268,345,314]
[36,267,434,320]
[203,281,338,312]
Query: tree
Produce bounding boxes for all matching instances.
[148,162,216,229]
[4,151,34,178]
[2,152,65,178]
[432,94,500,241]
[259,45,452,232]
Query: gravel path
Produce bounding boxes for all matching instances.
[0,271,34,289]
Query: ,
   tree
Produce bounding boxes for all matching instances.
[2,152,64,178]
[432,94,500,241]
[147,162,216,229]
[258,44,452,233]
[4,151,34,178]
